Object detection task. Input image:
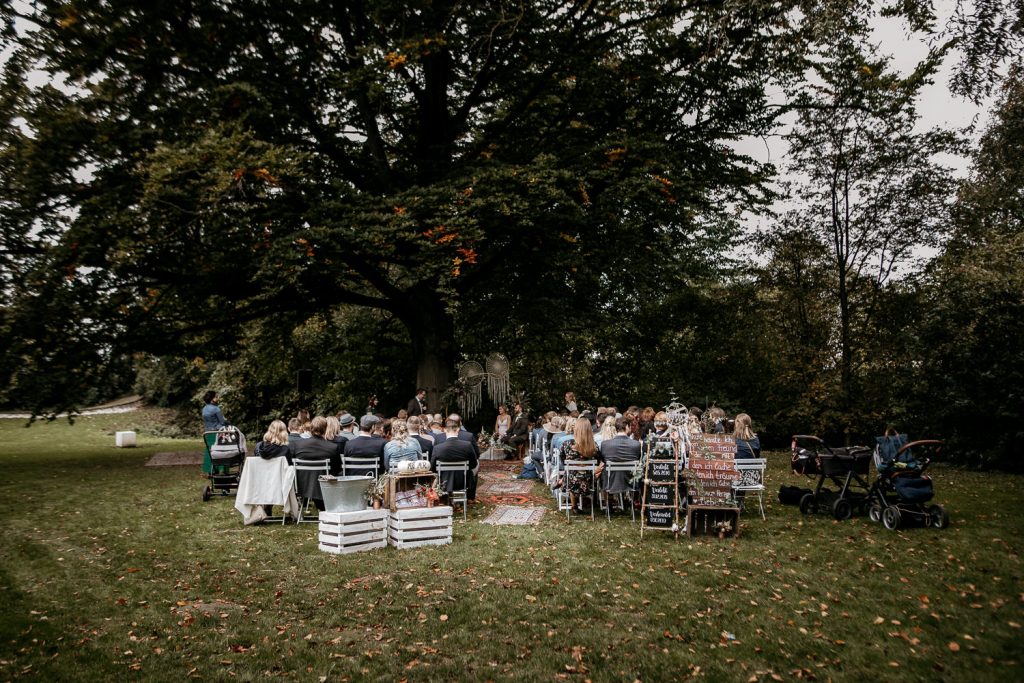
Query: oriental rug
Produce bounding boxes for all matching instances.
[481,505,546,525]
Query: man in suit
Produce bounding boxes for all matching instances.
[341,414,386,477]
[431,418,479,501]
[508,403,530,460]
[290,416,343,510]
[445,413,480,459]
[600,416,642,497]
[407,388,427,416]
[408,415,434,457]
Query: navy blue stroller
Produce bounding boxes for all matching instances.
[867,434,948,530]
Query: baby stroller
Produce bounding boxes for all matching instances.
[791,435,872,520]
[867,434,948,530]
[202,427,247,501]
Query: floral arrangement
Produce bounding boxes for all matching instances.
[368,473,394,504]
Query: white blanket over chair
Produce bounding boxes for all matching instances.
[234,457,299,525]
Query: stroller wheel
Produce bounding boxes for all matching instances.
[928,504,950,529]
[831,498,852,521]
[882,506,901,531]
[202,486,211,502]
[868,502,883,523]
[799,493,817,515]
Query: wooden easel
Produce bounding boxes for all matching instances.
[640,437,682,539]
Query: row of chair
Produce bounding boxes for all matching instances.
[529,434,768,521]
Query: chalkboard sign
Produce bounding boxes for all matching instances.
[645,483,675,506]
[686,434,738,506]
[649,459,678,482]
[645,506,675,528]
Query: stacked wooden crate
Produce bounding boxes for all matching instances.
[318,509,389,554]
[388,506,453,549]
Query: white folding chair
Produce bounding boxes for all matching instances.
[733,458,767,520]
[293,458,330,523]
[603,461,638,523]
[563,460,598,520]
[436,462,469,521]
[342,455,380,479]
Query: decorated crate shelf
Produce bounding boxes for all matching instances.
[686,505,741,539]
[318,508,388,555]
[389,505,453,549]
[384,472,439,511]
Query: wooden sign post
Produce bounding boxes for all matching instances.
[684,433,740,538]
[640,438,682,539]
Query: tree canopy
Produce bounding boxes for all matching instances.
[1,0,804,414]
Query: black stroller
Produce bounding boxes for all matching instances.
[791,435,873,520]
[867,434,948,530]
[202,427,247,501]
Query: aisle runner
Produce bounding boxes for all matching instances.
[477,460,547,525]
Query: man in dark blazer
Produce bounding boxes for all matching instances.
[431,418,479,501]
[508,403,530,458]
[446,412,480,459]
[341,414,386,476]
[290,416,343,510]
[600,416,642,495]
[407,388,427,416]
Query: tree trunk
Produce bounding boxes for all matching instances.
[397,289,456,413]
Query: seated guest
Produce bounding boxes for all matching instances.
[559,416,601,513]
[706,406,726,434]
[687,406,703,435]
[324,416,344,445]
[552,416,575,452]
[600,416,642,498]
[733,413,761,460]
[639,406,656,440]
[431,418,479,501]
[446,413,480,459]
[342,415,386,476]
[254,420,293,465]
[428,416,446,442]
[290,416,343,510]
[337,413,357,440]
[596,415,616,447]
[408,416,434,456]
[287,417,305,447]
[384,420,423,471]
[509,403,530,459]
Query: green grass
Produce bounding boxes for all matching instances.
[0,411,1021,681]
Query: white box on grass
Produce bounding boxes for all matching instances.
[318,508,388,555]
[115,431,137,448]
[389,506,453,549]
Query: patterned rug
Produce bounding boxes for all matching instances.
[476,460,551,508]
[481,505,546,525]
[146,452,204,467]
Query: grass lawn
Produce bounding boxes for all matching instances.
[0,411,1021,682]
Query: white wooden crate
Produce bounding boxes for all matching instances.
[389,506,453,549]
[318,509,388,555]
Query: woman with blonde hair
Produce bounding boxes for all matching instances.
[733,413,760,460]
[384,420,423,472]
[324,415,342,443]
[255,419,292,464]
[597,415,616,445]
[560,416,601,513]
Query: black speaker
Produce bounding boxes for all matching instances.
[296,369,313,394]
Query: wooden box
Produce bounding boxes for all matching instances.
[686,505,741,539]
[318,509,388,555]
[384,472,439,511]
[389,506,453,549]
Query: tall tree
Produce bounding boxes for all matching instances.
[0,0,800,414]
[776,11,962,436]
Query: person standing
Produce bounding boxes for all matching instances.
[201,391,227,432]
[509,403,530,458]
[407,388,427,416]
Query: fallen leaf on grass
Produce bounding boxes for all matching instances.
[948,642,960,652]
